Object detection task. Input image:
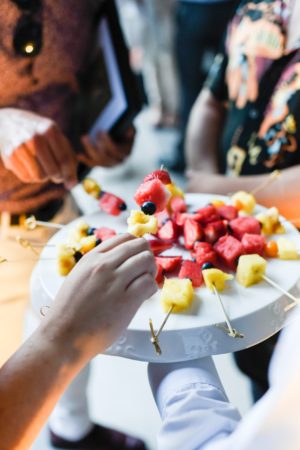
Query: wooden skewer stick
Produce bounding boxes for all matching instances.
[16,236,55,252]
[24,215,63,231]
[262,274,299,305]
[250,170,281,196]
[0,255,55,263]
[149,304,174,355]
[212,284,244,338]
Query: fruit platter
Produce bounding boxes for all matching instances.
[33,170,300,362]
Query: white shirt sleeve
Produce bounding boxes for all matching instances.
[148,307,300,450]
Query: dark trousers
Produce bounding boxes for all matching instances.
[234,333,279,402]
[175,0,239,163]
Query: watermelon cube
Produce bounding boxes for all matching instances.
[134,179,169,212]
[204,220,228,244]
[192,242,217,267]
[179,260,203,287]
[229,216,261,240]
[241,233,266,256]
[216,205,238,221]
[155,256,182,273]
[94,227,117,241]
[194,205,221,224]
[183,219,203,249]
[99,193,127,216]
[214,235,244,270]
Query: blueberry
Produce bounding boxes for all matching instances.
[119,202,127,211]
[141,201,156,215]
[95,238,102,246]
[87,227,96,236]
[74,251,83,263]
[201,262,214,271]
[99,190,106,198]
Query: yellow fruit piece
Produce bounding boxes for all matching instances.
[69,220,90,243]
[80,236,97,254]
[57,244,76,276]
[236,254,267,287]
[211,199,225,207]
[82,178,101,199]
[256,207,284,235]
[232,191,256,214]
[127,210,158,237]
[277,238,299,260]
[166,183,184,199]
[161,278,194,313]
[203,268,233,292]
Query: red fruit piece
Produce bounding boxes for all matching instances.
[184,219,203,249]
[94,227,117,241]
[156,264,164,285]
[155,208,171,228]
[170,196,187,214]
[241,233,266,256]
[216,205,238,221]
[192,242,217,267]
[229,216,261,240]
[148,239,173,255]
[134,179,169,212]
[214,235,244,270]
[204,220,228,244]
[144,169,172,185]
[194,205,221,224]
[179,260,203,287]
[99,192,126,216]
[157,219,179,242]
[155,256,182,273]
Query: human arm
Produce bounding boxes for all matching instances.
[186,164,300,220]
[148,358,241,450]
[0,234,157,450]
[0,108,78,188]
[186,88,227,173]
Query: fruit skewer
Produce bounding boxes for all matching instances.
[211,284,244,338]
[250,170,281,196]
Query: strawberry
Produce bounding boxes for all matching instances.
[99,192,127,216]
[214,235,244,270]
[148,239,173,255]
[144,169,172,185]
[179,260,203,287]
[134,179,169,212]
[241,233,266,256]
[229,216,261,240]
[155,208,171,227]
[155,256,182,273]
[94,227,117,241]
[183,219,203,249]
[192,241,217,267]
[170,196,187,214]
[155,263,164,285]
[216,205,238,221]
[157,219,179,242]
[204,220,228,244]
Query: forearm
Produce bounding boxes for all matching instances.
[187,165,300,220]
[148,358,241,450]
[186,89,227,173]
[0,319,86,449]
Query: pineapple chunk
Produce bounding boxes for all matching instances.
[161,278,194,313]
[256,207,285,235]
[236,254,267,287]
[166,182,184,199]
[82,177,101,198]
[203,268,233,292]
[57,244,76,276]
[69,220,90,243]
[232,191,256,214]
[127,210,158,237]
[80,235,97,254]
[277,238,299,260]
[211,199,225,207]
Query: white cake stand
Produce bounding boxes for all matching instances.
[35,194,300,363]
